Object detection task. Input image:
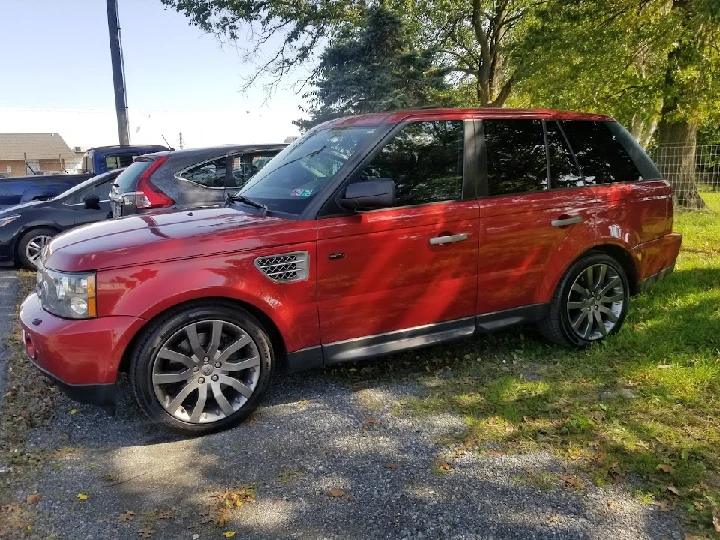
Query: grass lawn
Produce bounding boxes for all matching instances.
[332,193,720,536]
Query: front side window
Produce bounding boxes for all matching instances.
[65,178,114,204]
[178,156,227,188]
[359,121,464,207]
[561,121,643,184]
[240,126,378,215]
[546,121,585,189]
[484,119,548,196]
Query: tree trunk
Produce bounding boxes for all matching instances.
[656,119,706,209]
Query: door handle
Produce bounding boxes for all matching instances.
[429,233,468,245]
[551,216,583,227]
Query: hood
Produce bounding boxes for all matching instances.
[45,206,316,272]
[0,200,49,215]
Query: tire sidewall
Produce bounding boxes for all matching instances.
[130,304,274,435]
[17,227,57,270]
[557,253,630,347]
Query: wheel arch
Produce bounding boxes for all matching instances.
[118,296,288,374]
[538,242,640,304]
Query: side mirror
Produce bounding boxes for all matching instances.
[339,179,396,211]
[83,194,101,210]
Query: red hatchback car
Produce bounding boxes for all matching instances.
[20,108,681,434]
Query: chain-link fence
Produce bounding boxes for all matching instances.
[648,144,719,209]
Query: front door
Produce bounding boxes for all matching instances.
[477,119,599,315]
[316,120,480,357]
[71,176,114,226]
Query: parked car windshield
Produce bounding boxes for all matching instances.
[238,126,379,215]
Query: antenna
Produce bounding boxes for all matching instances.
[160,133,171,149]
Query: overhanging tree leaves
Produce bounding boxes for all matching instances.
[295,6,449,130]
[514,0,719,208]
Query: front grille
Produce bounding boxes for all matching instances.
[254,251,309,283]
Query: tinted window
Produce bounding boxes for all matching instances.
[561,121,643,184]
[484,119,548,196]
[240,126,377,215]
[359,121,464,206]
[65,178,114,204]
[114,158,154,193]
[546,121,584,188]
[178,156,227,188]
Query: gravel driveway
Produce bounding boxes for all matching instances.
[15,369,682,539]
[0,269,19,413]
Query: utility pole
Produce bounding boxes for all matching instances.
[107,0,130,145]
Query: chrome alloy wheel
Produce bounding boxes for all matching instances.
[566,263,625,341]
[152,320,261,424]
[25,235,52,264]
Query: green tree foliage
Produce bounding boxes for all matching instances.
[513,0,719,207]
[295,6,449,130]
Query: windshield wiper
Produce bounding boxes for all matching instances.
[226,193,268,215]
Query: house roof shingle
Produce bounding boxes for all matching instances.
[0,133,75,161]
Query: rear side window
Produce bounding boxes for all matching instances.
[360,120,464,206]
[178,156,228,188]
[114,159,154,193]
[546,121,585,188]
[561,121,643,184]
[484,119,548,196]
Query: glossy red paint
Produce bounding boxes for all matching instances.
[331,108,613,127]
[18,108,681,397]
[317,200,479,343]
[20,293,144,384]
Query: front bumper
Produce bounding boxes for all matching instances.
[19,293,145,406]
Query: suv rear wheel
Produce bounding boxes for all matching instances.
[539,252,630,347]
[130,304,274,435]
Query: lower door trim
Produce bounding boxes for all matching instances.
[286,303,550,371]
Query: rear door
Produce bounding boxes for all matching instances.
[561,120,670,248]
[476,119,598,315]
[316,119,480,354]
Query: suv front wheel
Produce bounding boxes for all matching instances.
[539,252,630,348]
[130,303,274,435]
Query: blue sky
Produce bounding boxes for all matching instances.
[0,0,307,148]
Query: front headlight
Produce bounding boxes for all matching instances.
[0,215,19,227]
[36,262,96,319]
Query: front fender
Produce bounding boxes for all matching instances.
[96,244,320,354]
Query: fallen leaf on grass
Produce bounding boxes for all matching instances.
[487,450,504,456]
[558,474,585,489]
[656,464,673,473]
[547,514,560,523]
[328,489,345,498]
[712,507,719,533]
[666,485,680,496]
[437,460,453,472]
[386,462,398,469]
[223,532,236,538]
[118,510,135,522]
[76,493,88,501]
[69,409,78,415]
[138,527,154,538]
[362,418,381,429]
[26,493,40,505]
[654,499,674,511]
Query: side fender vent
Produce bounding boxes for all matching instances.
[254,251,309,283]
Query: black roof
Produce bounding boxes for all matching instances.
[144,143,287,160]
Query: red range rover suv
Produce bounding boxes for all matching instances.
[20,108,681,434]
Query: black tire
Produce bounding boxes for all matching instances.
[538,251,630,348]
[130,302,274,435]
[17,227,58,270]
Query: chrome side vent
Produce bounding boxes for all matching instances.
[254,251,309,283]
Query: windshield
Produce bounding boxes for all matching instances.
[113,158,155,193]
[238,126,379,215]
[55,169,121,201]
